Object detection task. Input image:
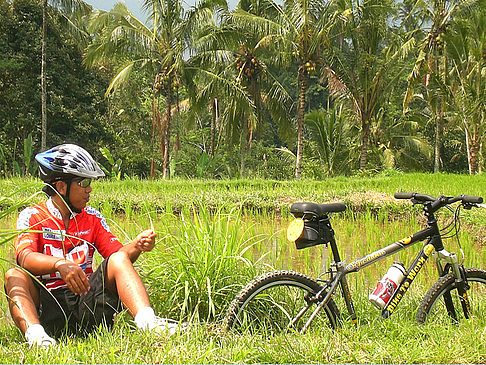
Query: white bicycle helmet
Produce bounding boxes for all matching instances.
[35,143,105,182]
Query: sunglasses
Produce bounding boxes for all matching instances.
[72,178,92,188]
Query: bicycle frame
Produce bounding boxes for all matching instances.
[296,204,470,333]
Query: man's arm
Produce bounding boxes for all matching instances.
[119,229,157,263]
[17,249,90,295]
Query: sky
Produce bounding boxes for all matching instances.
[83,0,237,22]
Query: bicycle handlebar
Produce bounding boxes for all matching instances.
[394,192,434,201]
[394,192,483,212]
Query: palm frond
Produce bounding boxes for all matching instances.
[104,61,136,97]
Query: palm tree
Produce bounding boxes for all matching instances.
[189,0,292,176]
[230,0,332,178]
[304,103,357,175]
[41,0,47,150]
[447,9,486,173]
[373,111,433,170]
[404,0,481,172]
[180,6,248,174]
[229,2,293,175]
[325,0,409,171]
[86,0,205,178]
[40,0,91,150]
[283,0,330,178]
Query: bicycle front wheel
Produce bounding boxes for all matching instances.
[224,270,340,334]
[417,268,486,324]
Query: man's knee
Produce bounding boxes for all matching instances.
[108,251,132,270]
[4,267,29,291]
[104,251,138,293]
[105,251,138,281]
[4,267,39,305]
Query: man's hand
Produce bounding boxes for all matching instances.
[55,260,90,295]
[18,249,90,295]
[135,229,157,253]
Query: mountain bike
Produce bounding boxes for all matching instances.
[224,192,486,333]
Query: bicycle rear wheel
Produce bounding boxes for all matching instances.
[417,268,486,324]
[224,270,340,334]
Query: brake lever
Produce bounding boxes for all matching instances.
[464,203,486,210]
[411,198,420,206]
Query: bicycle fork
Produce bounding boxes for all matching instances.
[435,249,471,320]
[381,244,471,320]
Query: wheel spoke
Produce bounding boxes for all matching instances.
[225,271,340,334]
[418,268,486,324]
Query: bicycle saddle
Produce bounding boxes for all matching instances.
[290,202,346,218]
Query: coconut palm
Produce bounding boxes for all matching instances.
[41,0,47,150]
[189,0,292,176]
[227,2,293,175]
[230,0,333,178]
[324,0,411,171]
[183,3,245,167]
[372,109,433,171]
[404,0,481,172]
[446,9,486,173]
[40,0,92,150]
[86,0,216,178]
[304,103,357,175]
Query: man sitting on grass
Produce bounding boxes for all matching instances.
[4,143,183,347]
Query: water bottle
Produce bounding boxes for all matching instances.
[369,262,406,310]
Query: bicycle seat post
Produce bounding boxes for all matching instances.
[328,236,343,265]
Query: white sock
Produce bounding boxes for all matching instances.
[24,324,51,344]
[134,306,156,330]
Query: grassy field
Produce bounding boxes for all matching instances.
[1,173,485,363]
[2,171,486,215]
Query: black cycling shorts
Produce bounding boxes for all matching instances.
[35,257,123,337]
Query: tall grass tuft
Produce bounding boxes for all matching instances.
[141,205,267,323]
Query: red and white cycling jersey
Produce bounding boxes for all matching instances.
[15,198,123,291]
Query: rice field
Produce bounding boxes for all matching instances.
[1,173,485,363]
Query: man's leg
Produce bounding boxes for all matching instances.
[104,251,184,334]
[5,268,40,334]
[4,268,56,346]
[104,251,151,317]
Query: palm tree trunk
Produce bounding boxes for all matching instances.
[240,116,248,177]
[465,126,472,174]
[470,143,480,174]
[434,114,441,173]
[359,119,370,171]
[467,125,480,174]
[210,98,218,157]
[479,141,483,174]
[150,80,158,177]
[162,77,172,179]
[41,0,48,150]
[172,85,181,176]
[296,67,307,179]
[434,46,447,173]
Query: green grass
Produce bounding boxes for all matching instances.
[1,174,485,363]
[3,172,486,215]
[0,309,485,363]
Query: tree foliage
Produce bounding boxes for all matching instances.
[0,0,110,176]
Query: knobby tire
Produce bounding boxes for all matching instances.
[417,268,486,324]
[224,270,340,334]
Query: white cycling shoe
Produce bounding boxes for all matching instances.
[148,316,188,336]
[28,334,57,348]
[25,325,57,348]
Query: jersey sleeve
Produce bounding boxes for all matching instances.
[14,207,42,258]
[86,207,123,258]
